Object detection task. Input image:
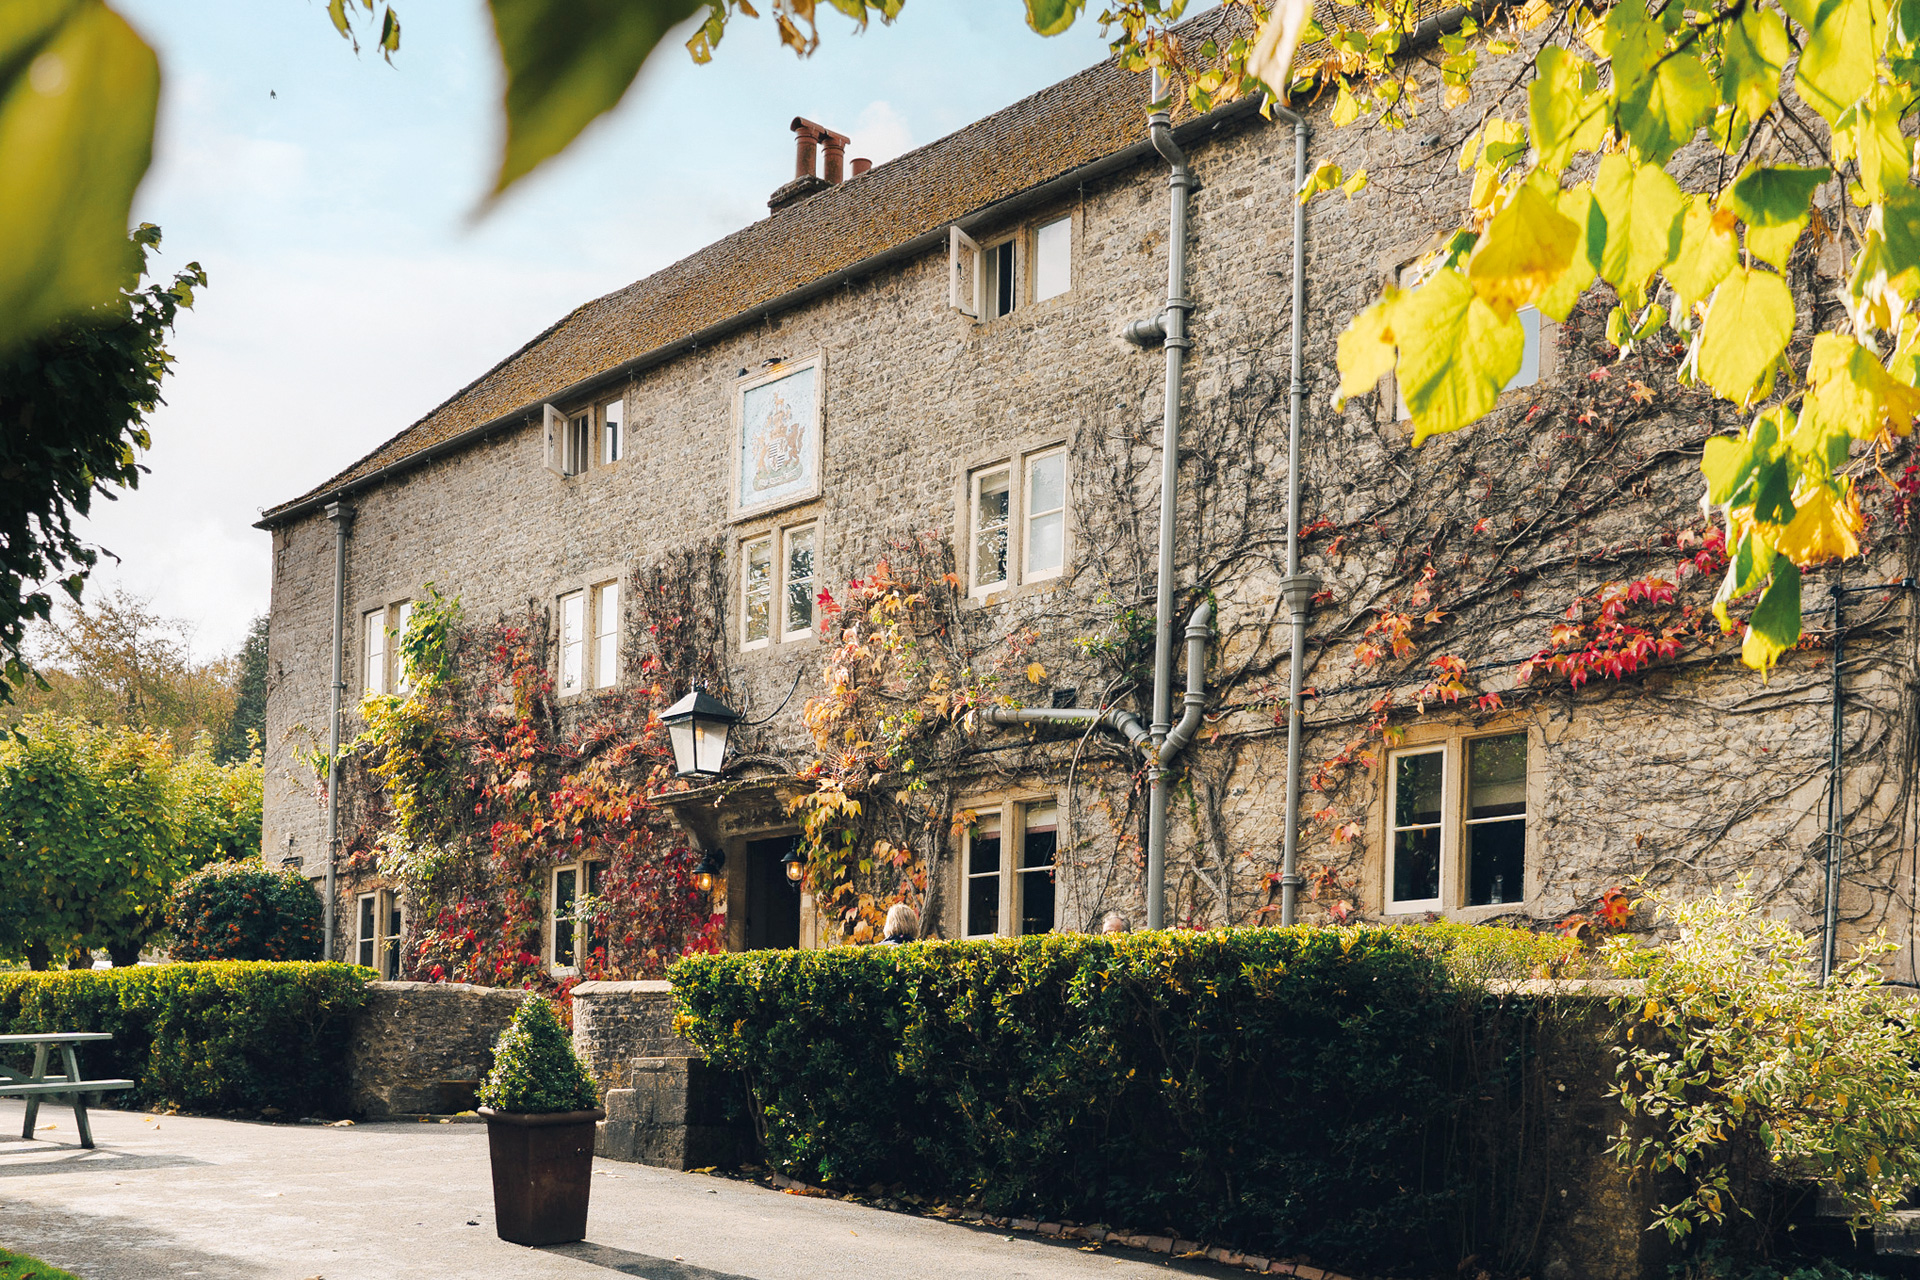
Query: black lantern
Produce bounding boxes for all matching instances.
[661,687,743,780]
[692,845,726,893]
[782,842,805,883]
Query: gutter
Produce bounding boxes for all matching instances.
[255,94,1265,532]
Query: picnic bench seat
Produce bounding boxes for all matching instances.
[0,1032,133,1149]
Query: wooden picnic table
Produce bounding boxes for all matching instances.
[0,1031,133,1149]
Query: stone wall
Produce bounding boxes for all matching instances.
[346,980,528,1117]
[569,980,696,1090]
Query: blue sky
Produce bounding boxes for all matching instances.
[91,1,1120,658]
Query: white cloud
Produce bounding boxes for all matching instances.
[851,100,915,168]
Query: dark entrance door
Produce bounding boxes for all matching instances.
[742,836,801,950]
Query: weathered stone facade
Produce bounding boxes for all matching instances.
[259,9,1920,972]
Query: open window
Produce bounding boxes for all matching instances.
[949,225,980,318]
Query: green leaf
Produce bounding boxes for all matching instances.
[1607,0,1714,164]
[0,0,157,354]
[1593,154,1685,305]
[1394,268,1526,445]
[1025,0,1081,36]
[1722,163,1827,270]
[1751,454,1797,524]
[1697,267,1795,405]
[1529,44,1603,173]
[1790,0,1881,122]
[1724,163,1832,228]
[1718,2,1790,122]
[1666,198,1740,315]
[487,0,707,197]
[1742,560,1803,674]
[1713,528,1775,629]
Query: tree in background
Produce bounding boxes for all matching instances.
[164,859,320,963]
[0,715,265,968]
[8,590,237,751]
[0,224,202,702]
[214,614,268,765]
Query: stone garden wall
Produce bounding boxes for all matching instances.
[346,980,529,1117]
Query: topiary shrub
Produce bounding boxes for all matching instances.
[165,858,322,961]
[479,996,599,1113]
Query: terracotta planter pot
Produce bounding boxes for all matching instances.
[479,1106,605,1246]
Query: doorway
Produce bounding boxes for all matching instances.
[741,836,801,950]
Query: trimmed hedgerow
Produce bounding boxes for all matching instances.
[479,996,599,1113]
[164,859,323,962]
[0,962,371,1114]
[672,926,1468,1267]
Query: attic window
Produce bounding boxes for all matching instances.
[1034,216,1071,302]
[984,240,1016,318]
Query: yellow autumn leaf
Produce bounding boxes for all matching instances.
[1025,662,1046,684]
[1697,266,1795,405]
[1334,287,1405,406]
[1467,182,1581,318]
[1395,268,1525,444]
[1771,480,1863,566]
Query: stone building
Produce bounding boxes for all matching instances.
[258,9,1920,980]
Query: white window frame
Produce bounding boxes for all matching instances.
[1033,215,1071,302]
[600,396,624,466]
[781,524,818,642]
[558,590,586,697]
[362,608,388,697]
[1385,744,1447,913]
[549,861,603,975]
[362,600,413,697]
[356,892,378,968]
[565,410,591,476]
[968,466,1012,594]
[949,225,980,318]
[959,799,1060,937]
[1021,448,1067,584]
[962,811,1003,938]
[1381,730,1533,915]
[741,522,820,650]
[591,580,620,690]
[356,890,403,978]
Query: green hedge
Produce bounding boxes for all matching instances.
[0,962,372,1115]
[165,859,323,961]
[672,927,1476,1267]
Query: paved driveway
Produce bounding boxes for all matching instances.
[0,1102,1244,1280]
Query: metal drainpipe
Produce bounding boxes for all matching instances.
[1269,106,1317,927]
[322,501,355,961]
[1143,73,1193,932]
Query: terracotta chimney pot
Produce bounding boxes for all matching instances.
[851,157,872,176]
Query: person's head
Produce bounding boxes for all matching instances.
[1100,911,1130,935]
[883,902,921,942]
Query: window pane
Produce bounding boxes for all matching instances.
[969,816,1002,876]
[1020,803,1056,936]
[1393,751,1443,829]
[1505,309,1541,391]
[559,592,585,695]
[992,243,1015,317]
[357,897,375,968]
[973,470,1010,587]
[554,868,578,968]
[393,602,414,694]
[363,609,387,696]
[967,874,999,937]
[1468,733,1527,818]
[594,583,620,690]
[1027,512,1064,576]
[744,538,773,644]
[602,399,623,464]
[1028,452,1065,514]
[1392,827,1442,904]
[1466,819,1526,906]
[785,526,815,635]
[1034,217,1070,301]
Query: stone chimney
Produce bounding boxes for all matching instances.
[769,117,852,213]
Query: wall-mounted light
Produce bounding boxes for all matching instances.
[693,846,727,894]
[661,687,743,780]
[783,843,805,883]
